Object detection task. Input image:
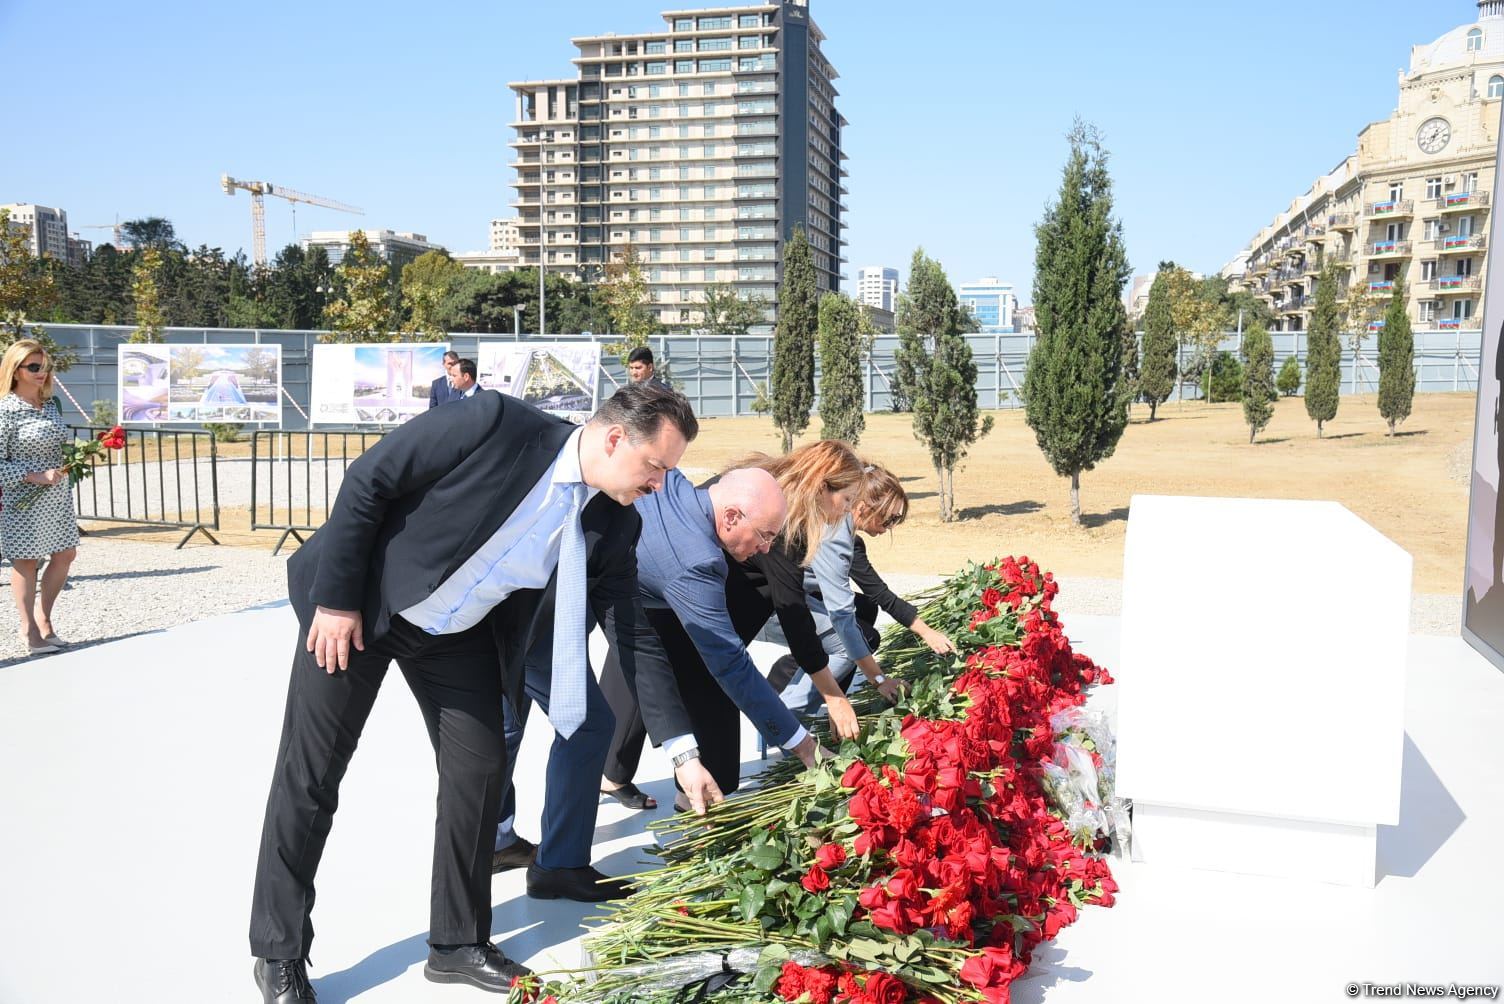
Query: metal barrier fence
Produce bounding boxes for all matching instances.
[249,430,387,554]
[69,426,220,548]
[35,323,1487,427]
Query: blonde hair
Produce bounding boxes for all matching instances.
[727,440,865,566]
[0,339,55,402]
[856,463,909,532]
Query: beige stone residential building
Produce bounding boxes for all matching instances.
[507,0,847,332]
[1227,1,1504,334]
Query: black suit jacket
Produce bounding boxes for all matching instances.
[429,374,457,409]
[287,391,692,739]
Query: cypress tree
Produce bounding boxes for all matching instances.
[772,226,817,452]
[817,292,867,444]
[1241,323,1275,443]
[1304,265,1342,437]
[1138,264,1178,419]
[892,246,942,413]
[1023,122,1131,525]
[908,257,992,521]
[1377,277,1416,436]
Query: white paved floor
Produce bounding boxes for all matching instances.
[0,605,1500,1003]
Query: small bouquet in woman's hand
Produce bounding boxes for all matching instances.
[12,425,127,510]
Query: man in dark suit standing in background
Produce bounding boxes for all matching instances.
[248,383,717,1003]
[429,350,460,408]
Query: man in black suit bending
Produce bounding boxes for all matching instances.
[248,383,716,1002]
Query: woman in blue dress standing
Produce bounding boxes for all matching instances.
[0,340,80,656]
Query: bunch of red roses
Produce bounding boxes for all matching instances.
[572,558,1119,1004]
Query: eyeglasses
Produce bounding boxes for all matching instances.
[21,363,50,374]
[754,527,779,545]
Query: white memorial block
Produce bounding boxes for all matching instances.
[1116,495,1410,888]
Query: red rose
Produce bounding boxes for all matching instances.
[862,972,907,1004]
[841,761,875,789]
[800,864,830,894]
[814,843,846,870]
[981,587,1003,609]
[775,961,808,1001]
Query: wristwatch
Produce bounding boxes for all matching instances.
[872,673,887,686]
[671,747,701,768]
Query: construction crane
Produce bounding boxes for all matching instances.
[80,220,126,247]
[220,174,363,266]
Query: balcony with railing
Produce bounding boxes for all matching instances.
[1364,199,1414,219]
[1367,279,1396,294]
[1431,316,1471,330]
[1280,295,1308,313]
[1328,212,1356,230]
[1430,274,1482,293]
[1434,234,1487,254]
[1436,191,1490,212]
[1366,239,1413,257]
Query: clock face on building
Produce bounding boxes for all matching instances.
[1418,116,1452,154]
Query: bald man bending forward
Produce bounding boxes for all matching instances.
[599,467,820,803]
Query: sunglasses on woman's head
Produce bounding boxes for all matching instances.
[21,363,50,374]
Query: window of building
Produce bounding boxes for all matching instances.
[703,82,716,95]
[675,60,694,73]
[674,17,693,30]
[679,83,691,96]
[739,13,761,27]
[680,249,692,262]
[1468,28,1484,52]
[645,40,667,55]
[649,84,663,98]
[1458,257,1474,277]
[1459,215,1476,237]
[698,16,732,29]
[675,39,694,53]
[1388,181,1404,202]
[1465,171,1480,191]
[739,36,760,49]
[1455,299,1475,320]
[646,61,667,75]
[679,165,691,179]
[1386,222,1405,242]
[1420,300,1438,322]
[1422,260,1438,280]
[1490,75,1504,98]
[699,58,732,72]
[1426,177,1443,199]
[698,37,732,51]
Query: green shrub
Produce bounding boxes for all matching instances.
[91,400,116,427]
[1276,356,1302,397]
[1208,351,1243,403]
[204,422,244,443]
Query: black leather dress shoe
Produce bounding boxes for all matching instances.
[525,862,633,902]
[254,958,317,1003]
[423,942,532,991]
[491,836,538,874]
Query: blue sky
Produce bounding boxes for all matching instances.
[0,0,1479,304]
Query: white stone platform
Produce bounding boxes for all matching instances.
[0,605,1500,1002]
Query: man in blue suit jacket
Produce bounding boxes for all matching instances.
[428,350,460,408]
[598,466,820,806]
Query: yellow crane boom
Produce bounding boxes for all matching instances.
[220,174,363,266]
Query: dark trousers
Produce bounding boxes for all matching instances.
[601,606,747,798]
[248,616,505,960]
[494,653,615,870]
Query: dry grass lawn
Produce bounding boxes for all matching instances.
[84,392,1480,595]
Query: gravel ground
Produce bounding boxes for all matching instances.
[0,537,290,668]
[0,544,1464,671]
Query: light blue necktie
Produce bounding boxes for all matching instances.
[549,483,588,739]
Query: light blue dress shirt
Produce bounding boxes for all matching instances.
[399,426,597,634]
